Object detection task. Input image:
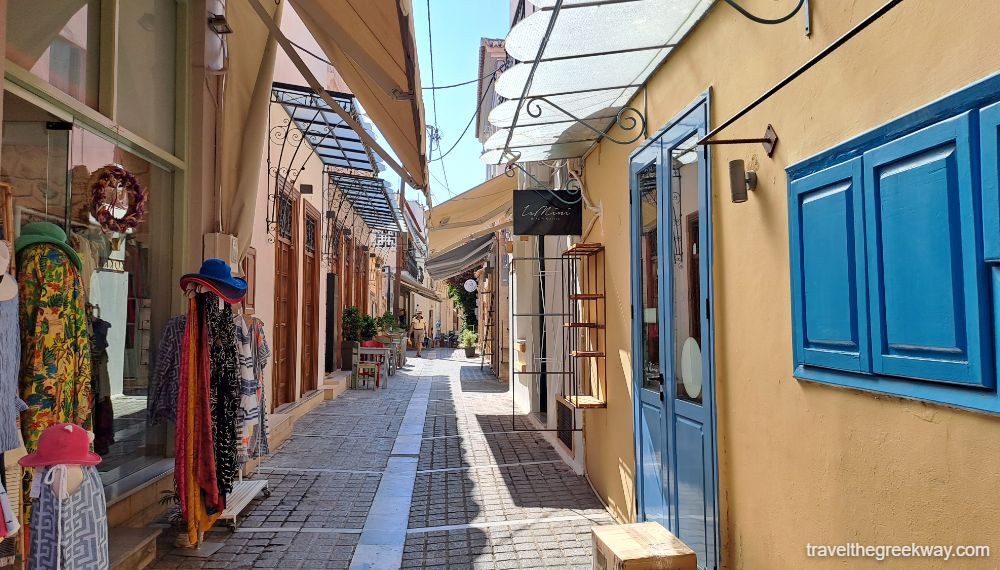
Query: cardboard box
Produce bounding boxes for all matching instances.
[592,522,696,570]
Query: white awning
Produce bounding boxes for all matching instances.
[482,0,712,165]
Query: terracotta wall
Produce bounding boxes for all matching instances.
[582,1,1000,567]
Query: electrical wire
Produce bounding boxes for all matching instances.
[424,0,453,197]
[721,0,805,25]
[423,69,499,90]
[430,73,497,162]
[288,38,335,66]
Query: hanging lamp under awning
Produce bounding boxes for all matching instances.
[483,0,713,166]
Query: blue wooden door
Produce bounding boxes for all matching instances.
[632,97,718,570]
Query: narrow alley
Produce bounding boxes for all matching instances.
[150,351,613,569]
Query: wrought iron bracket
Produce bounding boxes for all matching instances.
[524,95,647,146]
[700,124,778,157]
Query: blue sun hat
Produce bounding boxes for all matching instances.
[179,258,247,303]
[14,222,82,271]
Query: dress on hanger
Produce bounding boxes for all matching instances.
[148,315,187,426]
[27,466,108,570]
[0,289,27,453]
[249,317,271,458]
[205,295,240,498]
[234,317,259,465]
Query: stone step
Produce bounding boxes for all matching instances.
[109,527,162,570]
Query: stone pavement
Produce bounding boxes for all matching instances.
[150,349,613,569]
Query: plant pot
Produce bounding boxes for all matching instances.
[464,346,477,358]
[341,341,359,371]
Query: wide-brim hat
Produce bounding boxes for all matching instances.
[19,423,102,468]
[180,258,247,302]
[14,222,82,271]
[180,275,246,304]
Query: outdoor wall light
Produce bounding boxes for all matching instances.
[208,14,233,34]
[729,159,758,203]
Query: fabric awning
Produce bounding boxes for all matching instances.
[428,174,515,256]
[401,271,442,302]
[290,0,428,190]
[426,234,494,281]
[482,0,712,165]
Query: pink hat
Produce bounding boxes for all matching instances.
[19,423,102,468]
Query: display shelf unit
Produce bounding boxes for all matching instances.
[561,243,607,409]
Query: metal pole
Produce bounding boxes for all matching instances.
[394,176,405,319]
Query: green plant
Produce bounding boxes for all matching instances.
[377,311,397,333]
[447,282,478,331]
[360,314,378,341]
[342,307,362,342]
[459,329,478,348]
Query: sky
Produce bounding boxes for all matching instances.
[410,0,511,207]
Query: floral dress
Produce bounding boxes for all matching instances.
[17,244,93,520]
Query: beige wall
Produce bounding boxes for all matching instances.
[582,1,1000,567]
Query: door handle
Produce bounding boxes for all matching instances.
[656,373,664,401]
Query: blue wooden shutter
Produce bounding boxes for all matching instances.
[788,158,870,372]
[863,112,992,387]
[981,101,1000,261]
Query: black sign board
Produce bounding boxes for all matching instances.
[513,189,582,235]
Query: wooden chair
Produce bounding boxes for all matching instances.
[374,336,396,375]
[360,341,389,389]
[352,346,379,389]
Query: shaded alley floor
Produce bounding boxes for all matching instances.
[151,349,614,569]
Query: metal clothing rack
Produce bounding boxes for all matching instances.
[221,317,272,531]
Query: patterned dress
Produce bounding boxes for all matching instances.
[147,316,187,426]
[234,317,258,464]
[249,317,271,457]
[205,296,240,499]
[28,466,109,570]
[17,244,92,523]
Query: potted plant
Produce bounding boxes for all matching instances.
[377,311,397,335]
[459,329,478,358]
[360,314,378,342]
[341,307,362,371]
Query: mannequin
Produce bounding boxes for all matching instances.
[0,242,15,303]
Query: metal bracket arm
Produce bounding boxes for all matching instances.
[700,124,778,157]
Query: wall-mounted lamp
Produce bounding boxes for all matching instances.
[208,14,233,34]
[729,160,758,203]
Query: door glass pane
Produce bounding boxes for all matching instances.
[637,162,661,392]
[671,135,703,405]
[6,0,101,109]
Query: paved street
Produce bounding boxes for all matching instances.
[151,350,613,569]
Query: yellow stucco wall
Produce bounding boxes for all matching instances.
[582,1,1000,567]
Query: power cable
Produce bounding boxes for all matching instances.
[430,73,497,162]
[721,0,804,25]
[423,69,499,90]
[424,0,453,196]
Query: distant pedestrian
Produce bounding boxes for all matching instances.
[409,311,427,357]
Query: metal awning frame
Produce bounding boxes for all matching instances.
[494,0,651,172]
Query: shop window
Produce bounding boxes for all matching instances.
[117,0,177,152]
[787,77,1000,414]
[242,247,257,314]
[6,0,102,108]
[1,93,176,487]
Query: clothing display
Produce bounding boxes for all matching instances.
[148,316,186,426]
[17,242,93,530]
[175,293,221,545]
[27,466,108,570]
[205,297,241,498]
[248,317,271,458]
[234,317,259,464]
[0,482,20,539]
[0,293,27,453]
[88,312,114,456]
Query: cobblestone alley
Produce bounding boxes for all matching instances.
[150,350,614,569]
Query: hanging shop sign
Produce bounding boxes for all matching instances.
[513,189,582,236]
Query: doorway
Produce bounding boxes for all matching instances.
[301,203,321,394]
[272,190,299,408]
[630,96,718,569]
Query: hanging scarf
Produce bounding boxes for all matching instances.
[175,294,222,546]
[205,296,241,499]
